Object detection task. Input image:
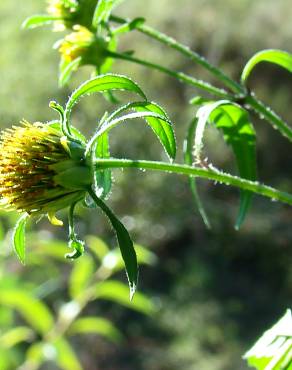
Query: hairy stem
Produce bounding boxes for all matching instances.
[108,51,232,99]
[94,158,292,206]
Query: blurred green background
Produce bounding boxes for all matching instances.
[0,1,292,369]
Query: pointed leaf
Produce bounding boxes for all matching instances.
[184,118,210,228]
[195,101,257,228]
[92,101,176,160]
[69,317,123,343]
[64,74,147,136]
[13,213,29,265]
[89,191,138,299]
[22,15,61,29]
[241,49,292,85]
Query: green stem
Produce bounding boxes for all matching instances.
[110,15,243,94]
[94,158,292,206]
[108,51,232,99]
[246,94,292,142]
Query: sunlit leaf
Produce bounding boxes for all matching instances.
[92,0,125,27]
[89,193,138,299]
[195,101,257,228]
[243,309,292,370]
[184,118,210,228]
[0,327,34,348]
[69,317,123,343]
[53,338,83,370]
[22,15,61,29]
[94,132,112,199]
[0,289,54,334]
[241,49,292,85]
[93,281,155,315]
[86,235,110,261]
[69,255,95,299]
[13,213,29,265]
[92,101,176,160]
[59,57,82,87]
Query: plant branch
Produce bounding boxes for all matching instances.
[94,158,292,206]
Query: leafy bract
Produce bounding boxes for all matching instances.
[93,281,155,315]
[89,192,138,299]
[64,74,147,137]
[13,213,29,264]
[243,310,292,370]
[92,0,125,28]
[69,317,123,343]
[195,101,257,228]
[22,15,61,29]
[183,118,210,228]
[241,49,292,85]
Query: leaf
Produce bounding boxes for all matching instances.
[53,338,83,370]
[22,15,61,29]
[69,317,123,343]
[64,74,147,136]
[0,327,35,348]
[94,132,112,199]
[13,213,29,265]
[243,310,292,370]
[0,289,54,335]
[89,191,138,299]
[93,101,176,160]
[241,49,292,85]
[195,101,257,228]
[69,255,95,299]
[93,281,155,315]
[92,0,124,27]
[59,57,82,87]
[112,17,145,35]
[183,118,211,229]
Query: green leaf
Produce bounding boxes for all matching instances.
[86,235,110,260]
[69,255,95,299]
[196,101,257,228]
[0,327,34,348]
[184,118,211,229]
[93,281,155,315]
[69,317,123,343]
[89,191,138,299]
[94,132,112,199]
[0,289,54,334]
[112,17,145,35]
[92,0,124,28]
[53,338,83,370]
[64,74,147,137]
[22,15,61,29]
[241,49,292,85]
[59,57,82,87]
[243,309,292,370]
[94,101,176,160]
[13,213,29,265]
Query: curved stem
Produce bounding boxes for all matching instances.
[110,15,243,94]
[108,50,232,99]
[94,158,292,206]
[246,94,292,142]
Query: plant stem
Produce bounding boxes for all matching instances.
[246,94,292,142]
[108,51,232,99]
[94,158,292,206]
[110,15,243,94]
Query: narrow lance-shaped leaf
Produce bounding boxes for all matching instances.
[59,57,82,87]
[13,213,29,265]
[94,132,112,199]
[64,74,147,137]
[92,0,125,28]
[195,101,257,228]
[88,190,138,299]
[22,15,62,29]
[241,49,292,85]
[94,101,176,160]
[183,118,211,229]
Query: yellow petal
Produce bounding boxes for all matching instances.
[48,212,63,226]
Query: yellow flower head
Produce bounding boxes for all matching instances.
[0,121,90,218]
[59,25,95,63]
[47,0,79,31]
[58,25,108,68]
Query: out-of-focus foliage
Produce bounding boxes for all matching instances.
[1,1,292,369]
